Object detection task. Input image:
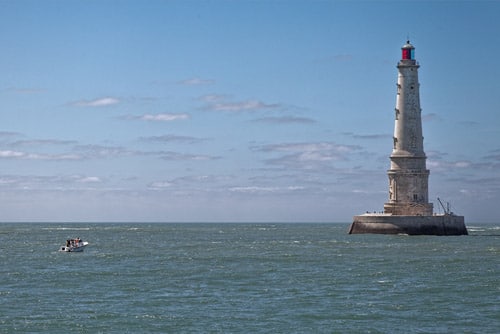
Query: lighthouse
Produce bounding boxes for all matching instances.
[384,41,433,216]
[349,41,467,235]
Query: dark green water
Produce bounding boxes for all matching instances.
[1,223,498,333]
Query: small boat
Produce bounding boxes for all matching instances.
[59,238,89,252]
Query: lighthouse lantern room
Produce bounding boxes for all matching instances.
[401,41,415,60]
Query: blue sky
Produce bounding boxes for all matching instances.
[0,0,498,222]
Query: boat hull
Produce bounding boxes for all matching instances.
[59,241,89,252]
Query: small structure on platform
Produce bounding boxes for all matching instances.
[349,41,467,235]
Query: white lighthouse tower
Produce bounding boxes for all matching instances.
[349,41,467,235]
[384,41,433,216]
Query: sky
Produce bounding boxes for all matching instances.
[0,0,499,223]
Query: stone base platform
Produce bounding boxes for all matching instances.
[349,214,467,235]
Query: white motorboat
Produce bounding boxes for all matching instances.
[59,238,89,252]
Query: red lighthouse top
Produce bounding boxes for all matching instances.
[401,40,415,60]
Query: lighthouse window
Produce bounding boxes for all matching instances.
[402,48,411,60]
[413,194,418,201]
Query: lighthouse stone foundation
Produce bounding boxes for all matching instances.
[349,41,467,235]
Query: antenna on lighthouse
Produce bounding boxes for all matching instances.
[437,197,452,215]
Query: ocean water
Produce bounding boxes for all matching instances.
[0,223,498,333]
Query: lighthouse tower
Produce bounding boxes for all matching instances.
[349,41,467,235]
[383,41,433,216]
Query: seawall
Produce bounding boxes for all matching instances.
[349,214,467,235]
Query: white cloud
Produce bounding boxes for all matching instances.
[252,142,362,171]
[252,116,316,125]
[229,186,279,193]
[149,181,173,189]
[229,185,305,194]
[343,132,392,140]
[209,100,280,112]
[200,94,281,112]
[75,144,216,161]
[179,77,215,86]
[11,139,78,147]
[199,94,227,102]
[454,161,471,168]
[74,144,139,158]
[140,134,208,144]
[78,176,101,183]
[0,150,81,161]
[0,150,25,158]
[159,152,219,161]
[0,174,104,191]
[73,97,120,107]
[427,159,473,171]
[0,142,217,163]
[352,189,385,194]
[139,113,190,122]
[255,142,360,156]
[33,153,82,161]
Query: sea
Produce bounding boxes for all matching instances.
[0,223,498,333]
